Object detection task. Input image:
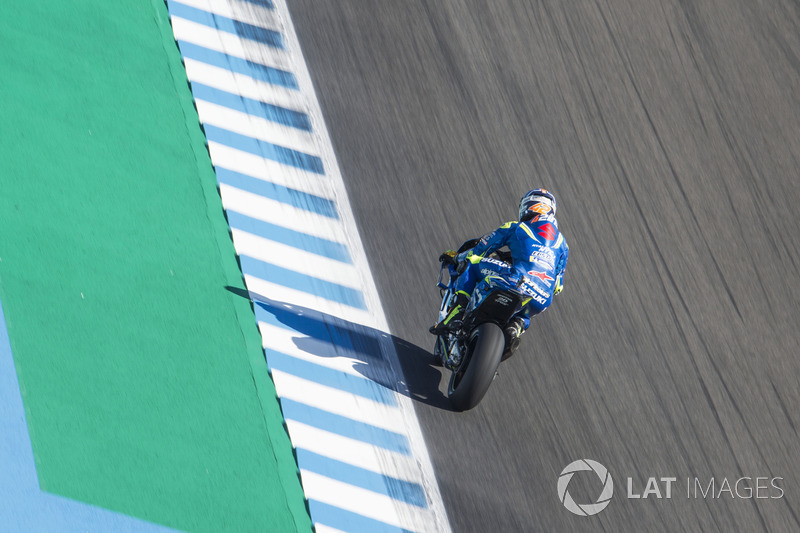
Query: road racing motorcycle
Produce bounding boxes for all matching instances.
[433,239,542,411]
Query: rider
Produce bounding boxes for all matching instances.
[430,188,569,356]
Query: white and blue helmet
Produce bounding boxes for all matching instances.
[519,188,557,221]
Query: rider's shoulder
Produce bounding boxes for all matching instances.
[498,220,518,229]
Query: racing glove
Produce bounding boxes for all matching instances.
[439,249,469,275]
[438,250,458,265]
[554,274,564,295]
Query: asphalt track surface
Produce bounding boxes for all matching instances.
[286,1,800,531]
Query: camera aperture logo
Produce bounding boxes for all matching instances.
[558,459,786,517]
[557,459,614,516]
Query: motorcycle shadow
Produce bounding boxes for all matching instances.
[226,286,453,411]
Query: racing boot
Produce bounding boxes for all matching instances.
[429,291,470,335]
[502,317,526,361]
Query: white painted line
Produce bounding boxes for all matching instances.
[271,370,405,432]
[174,0,281,31]
[300,470,432,530]
[184,58,304,113]
[228,0,280,25]
[257,322,369,378]
[195,99,317,154]
[211,144,333,197]
[272,0,452,529]
[171,17,291,71]
[219,184,341,241]
[244,275,376,327]
[285,421,421,482]
[230,229,360,287]
[313,525,348,533]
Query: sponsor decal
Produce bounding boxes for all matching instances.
[530,293,547,305]
[537,222,557,241]
[528,271,555,285]
[482,257,507,268]
[531,248,555,260]
[493,294,512,306]
[523,280,550,299]
[529,202,553,215]
[532,259,555,270]
[529,248,556,268]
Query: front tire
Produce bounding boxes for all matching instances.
[432,335,446,367]
[448,323,505,411]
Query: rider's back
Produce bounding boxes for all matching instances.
[506,214,568,295]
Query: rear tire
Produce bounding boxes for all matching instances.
[448,323,505,411]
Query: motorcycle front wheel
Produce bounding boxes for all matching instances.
[447,322,505,411]
[432,335,446,367]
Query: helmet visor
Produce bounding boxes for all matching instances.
[520,194,555,219]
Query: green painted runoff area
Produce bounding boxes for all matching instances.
[0,0,311,531]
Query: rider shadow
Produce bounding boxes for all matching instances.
[226,286,453,411]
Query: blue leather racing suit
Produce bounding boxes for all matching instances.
[454,214,569,329]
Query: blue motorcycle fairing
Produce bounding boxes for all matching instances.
[453,256,548,329]
[457,218,568,297]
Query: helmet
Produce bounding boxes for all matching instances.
[519,188,557,221]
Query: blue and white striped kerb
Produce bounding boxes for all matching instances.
[166,1,451,531]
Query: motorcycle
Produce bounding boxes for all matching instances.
[433,239,540,411]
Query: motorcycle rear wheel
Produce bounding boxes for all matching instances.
[447,323,505,411]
